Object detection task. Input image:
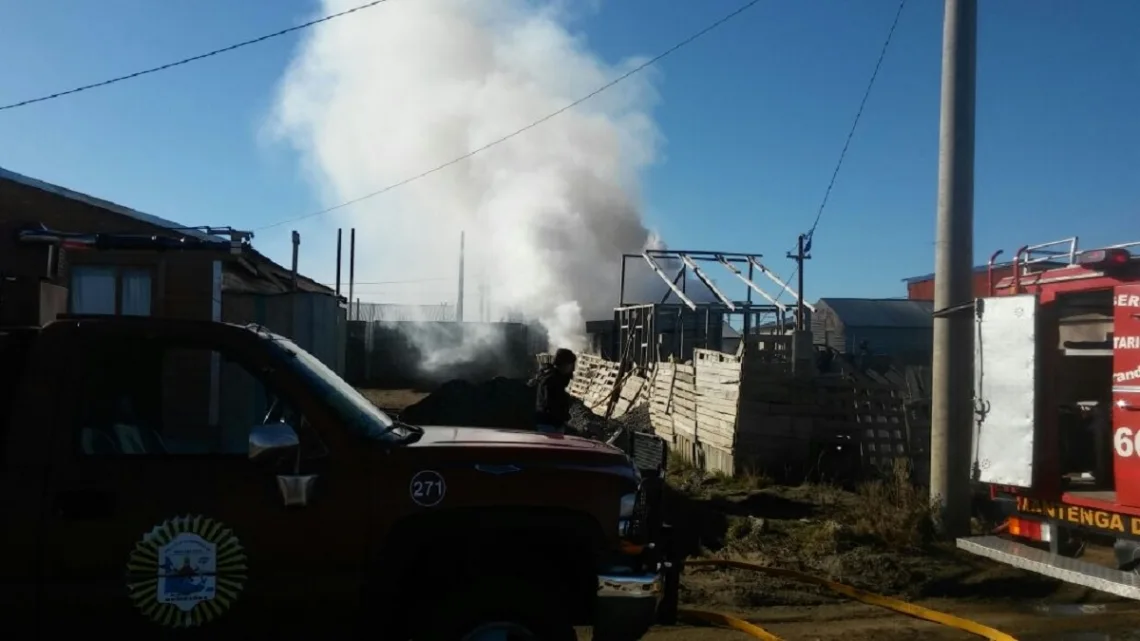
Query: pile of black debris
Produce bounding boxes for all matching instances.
[398,377,534,429]
[397,375,668,473]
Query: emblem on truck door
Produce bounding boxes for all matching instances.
[125,515,249,628]
[409,470,446,507]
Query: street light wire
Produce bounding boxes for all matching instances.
[805,0,908,241]
[774,0,908,306]
[0,0,393,112]
[255,0,762,231]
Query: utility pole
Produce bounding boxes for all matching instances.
[456,231,465,322]
[930,0,977,538]
[786,234,811,331]
[787,234,813,376]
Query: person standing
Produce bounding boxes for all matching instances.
[531,348,577,434]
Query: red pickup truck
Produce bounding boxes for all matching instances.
[0,227,675,640]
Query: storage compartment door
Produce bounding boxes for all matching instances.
[974,294,1039,487]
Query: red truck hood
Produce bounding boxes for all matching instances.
[410,426,621,453]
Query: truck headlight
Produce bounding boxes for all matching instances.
[619,492,638,519]
[618,491,639,538]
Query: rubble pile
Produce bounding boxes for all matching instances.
[398,377,534,429]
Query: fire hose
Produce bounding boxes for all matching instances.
[673,559,1019,641]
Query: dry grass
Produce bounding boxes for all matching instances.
[666,451,772,497]
[848,459,935,549]
[670,452,935,560]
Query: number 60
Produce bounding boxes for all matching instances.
[1114,427,1140,458]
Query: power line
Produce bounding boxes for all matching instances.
[773,0,907,307]
[256,0,762,231]
[805,0,908,241]
[0,0,392,112]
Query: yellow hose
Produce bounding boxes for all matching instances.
[678,608,783,641]
[676,559,1019,641]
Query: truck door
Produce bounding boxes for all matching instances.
[1113,284,1140,507]
[973,294,1040,487]
[36,322,370,638]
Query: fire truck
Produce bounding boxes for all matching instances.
[957,237,1140,598]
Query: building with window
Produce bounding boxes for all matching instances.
[0,166,343,372]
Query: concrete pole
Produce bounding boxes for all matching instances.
[930,0,977,537]
[456,231,466,322]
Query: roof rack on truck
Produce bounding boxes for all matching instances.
[985,236,1140,297]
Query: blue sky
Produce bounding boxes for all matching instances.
[1,0,1137,304]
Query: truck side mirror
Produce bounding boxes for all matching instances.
[249,424,319,508]
[249,423,300,461]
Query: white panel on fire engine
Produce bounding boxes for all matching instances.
[974,294,1039,488]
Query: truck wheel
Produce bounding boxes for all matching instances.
[417,576,576,641]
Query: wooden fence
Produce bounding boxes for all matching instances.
[563,338,924,480]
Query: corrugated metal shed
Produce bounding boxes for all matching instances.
[819,298,934,328]
[812,298,934,365]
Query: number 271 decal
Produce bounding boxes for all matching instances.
[409,470,446,507]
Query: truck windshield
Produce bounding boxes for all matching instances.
[262,332,398,442]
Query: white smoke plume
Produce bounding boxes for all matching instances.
[270,0,667,364]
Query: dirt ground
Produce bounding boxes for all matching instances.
[362,387,1140,639]
[643,456,1140,639]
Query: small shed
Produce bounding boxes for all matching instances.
[811,298,934,366]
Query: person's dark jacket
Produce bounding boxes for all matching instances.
[530,364,572,427]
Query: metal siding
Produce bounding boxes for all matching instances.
[816,299,936,364]
[841,327,933,364]
[819,298,934,329]
[344,321,532,388]
[810,304,846,352]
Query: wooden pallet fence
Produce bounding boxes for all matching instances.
[561,342,916,479]
[610,373,647,418]
[647,362,676,438]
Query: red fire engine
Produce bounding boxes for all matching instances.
[957,237,1140,598]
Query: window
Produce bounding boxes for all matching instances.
[70,265,152,316]
[74,337,326,458]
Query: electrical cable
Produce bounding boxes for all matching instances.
[804,0,908,241]
[254,0,762,231]
[773,0,907,306]
[0,0,393,112]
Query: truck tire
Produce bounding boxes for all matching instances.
[416,576,577,641]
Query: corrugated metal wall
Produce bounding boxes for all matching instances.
[810,306,845,353]
[219,291,346,447]
[345,320,534,389]
[221,291,345,372]
[811,301,933,367]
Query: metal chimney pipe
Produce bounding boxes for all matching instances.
[348,228,356,321]
[290,231,300,292]
[335,228,343,298]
